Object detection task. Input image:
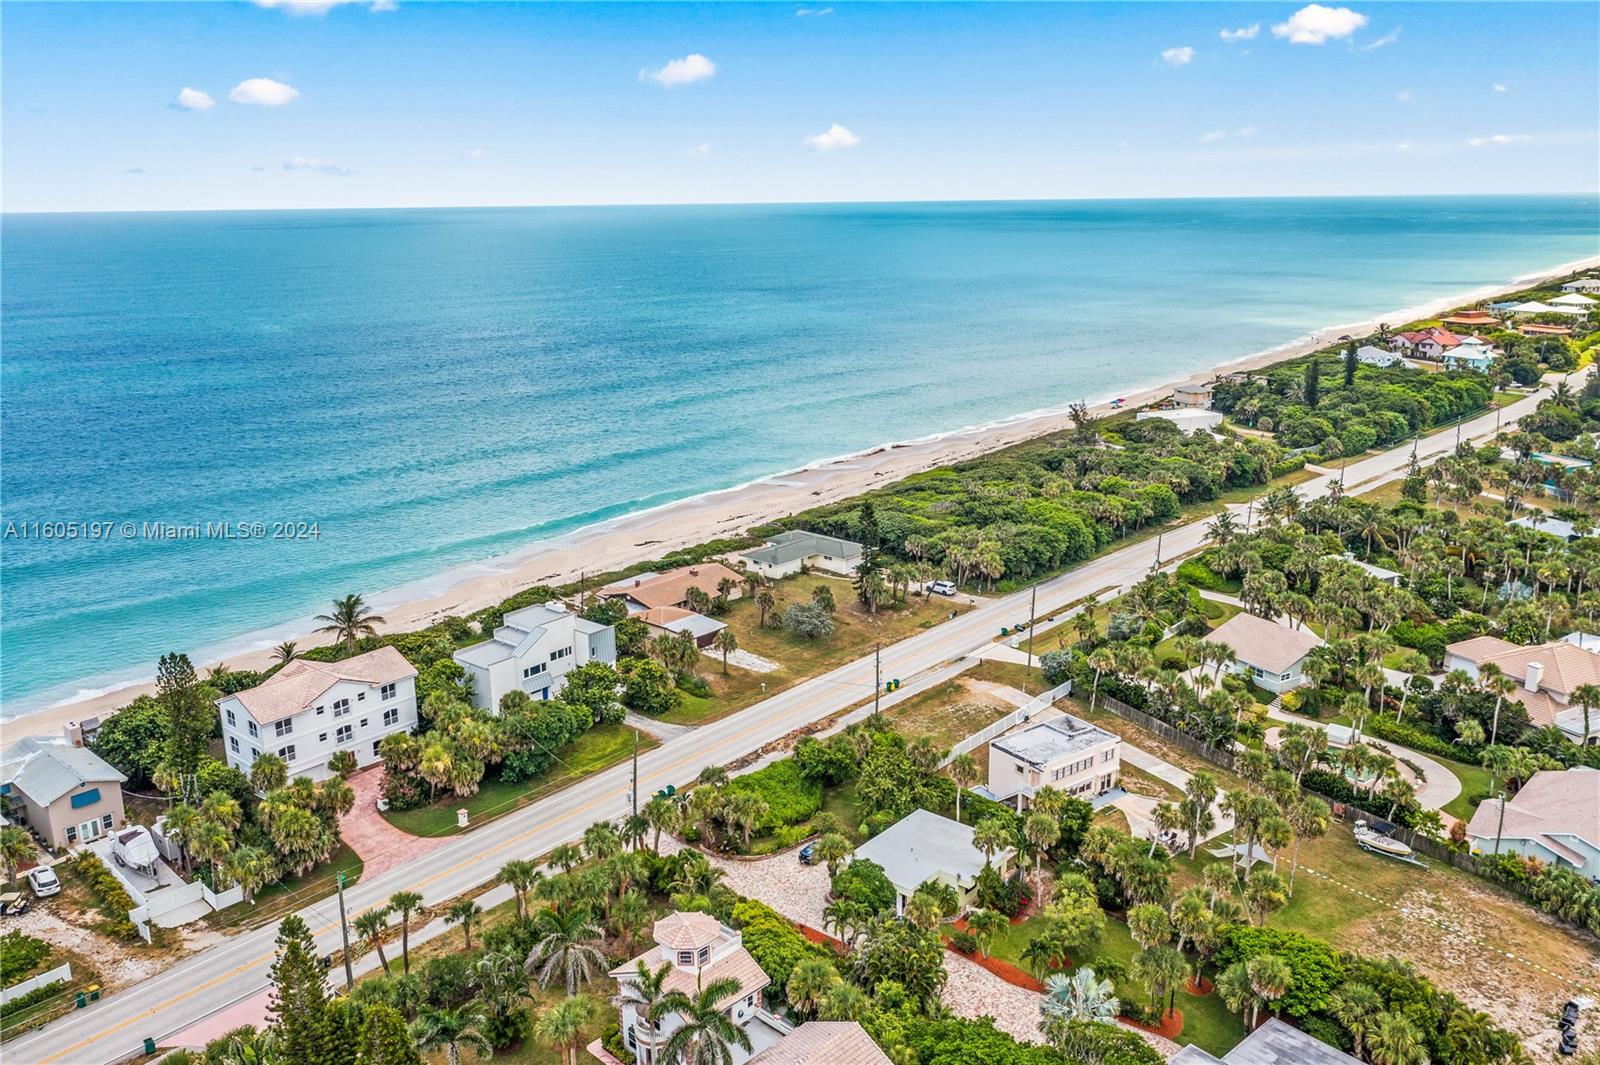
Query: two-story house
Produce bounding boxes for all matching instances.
[1444,635,1600,745]
[1389,326,1462,361]
[985,715,1121,810]
[1467,767,1599,878]
[452,602,617,712]
[611,911,787,1064]
[1,732,128,848]
[217,646,419,781]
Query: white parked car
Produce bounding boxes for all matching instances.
[927,579,957,596]
[26,866,61,898]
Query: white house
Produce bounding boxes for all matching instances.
[611,911,786,1065]
[1561,631,1600,655]
[1209,612,1324,694]
[736,530,863,580]
[1172,1018,1360,1064]
[452,602,616,712]
[1354,345,1402,368]
[1136,409,1224,432]
[218,647,418,781]
[1443,635,1600,745]
[1467,767,1600,879]
[1171,383,1214,409]
[1549,292,1597,310]
[1442,336,1497,372]
[986,716,1121,810]
[1342,553,1402,586]
[853,808,1014,916]
[1560,277,1600,293]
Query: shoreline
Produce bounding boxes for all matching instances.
[6,252,1596,738]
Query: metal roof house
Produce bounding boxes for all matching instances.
[1,732,128,848]
[737,530,864,580]
[853,808,1014,916]
[1171,1018,1359,1064]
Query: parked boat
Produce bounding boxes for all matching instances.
[1353,819,1418,862]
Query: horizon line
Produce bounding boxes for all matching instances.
[6,189,1598,218]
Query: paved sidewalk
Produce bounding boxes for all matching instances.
[1262,707,1462,821]
[340,766,446,878]
[625,711,697,741]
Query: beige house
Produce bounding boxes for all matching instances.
[986,715,1121,809]
[1210,612,1323,694]
[1443,635,1600,745]
[749,1022,891,1064]
[601,563,746,613]
[736,530,863,580]
[1,732,128,848]
[853,809,1014,916]
[1171,382,1214,409]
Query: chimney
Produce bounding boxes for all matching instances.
[633,578,641,587]
[63,721,84,747]
[1524,661,1544,693]
[689,567,699,576]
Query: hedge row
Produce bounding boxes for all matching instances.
[72,851,138,940]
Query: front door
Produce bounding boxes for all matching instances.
[78,818,102,842]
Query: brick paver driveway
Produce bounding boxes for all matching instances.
[340,765,445,878]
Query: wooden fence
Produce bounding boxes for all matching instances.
[1098,694,1237,772]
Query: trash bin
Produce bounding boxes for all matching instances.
[144,1038,157,1055]
[75,991,86,1009]
[88,985,100,1002]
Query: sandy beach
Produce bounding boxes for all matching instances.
[6,253,1596,742]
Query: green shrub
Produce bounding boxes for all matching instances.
[72,851,138,940]
[1213,925,1345,1020]
[1362,715,1475,762]
[729,898,832,992]
[1175,559,1229,591]
[832,859,896,915]
[726,760,822,834]
[0,931,52,985]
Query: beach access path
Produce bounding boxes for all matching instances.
[7,369,1582,1065]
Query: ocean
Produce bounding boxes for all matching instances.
[2,196,1597,715]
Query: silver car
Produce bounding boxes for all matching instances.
[26,866,61,898]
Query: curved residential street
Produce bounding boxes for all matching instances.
[5,373,1577,1065]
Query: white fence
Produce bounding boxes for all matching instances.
[939,679,1073,767]
[1,963,72,1006]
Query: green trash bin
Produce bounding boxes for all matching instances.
[145,1038,158,1055]
[75,991,86,1009]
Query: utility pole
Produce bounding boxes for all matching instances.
[873,642,882,716]
[335,872,354,991]
[1153,530,1164,569]
[1493,791,1507,855]
[1025,584,1038,678]
[631,727,640,822]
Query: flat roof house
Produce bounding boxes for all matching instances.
[1353,345,1402,367]
[1,732,128,848]
[1209,612,1324,694]
[601,563,747,613]
[853,808,1014,916]
[1443,635,1600,745]
[1171,382,1214,409]
[611,911,783,1065]
[1172,1018,1359,1064]
[737,530,863,580]
[1466,767,1599,878]
[1135,409,1225,432]
[218,646,419,781]
[986,715,1121,810]
[453,602,616,712]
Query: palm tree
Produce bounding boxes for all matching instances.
[352,907,392,973]
[785,957,840,1018]
[972,817,1013,868]
[445,898,483,951]
[1040,967,1119,1024]
[641,796,680,854]
[533,995,596,1065]
[1573,683,1600,746]
[499,859,541,921]
[713,628,738,675]
[220,846,277,904]
[653,976,752,1065]
[1284,796,1330,896]
[814,833,853,878]
[1132,944,1189,1020]
[314,593,385,655]
[1368,1010,1427,1065]
[1330,982,1383,1060]
[1477,662,1515,745]
[271,641,298,666]
[410,1004,492,1065]
[0,827,34,888]
[525,906,605,995]
[1246,954,1292,1028]
[388,890,423,974]
[1024,811,1060,898]
[948,752,978,823]
[1216,961,1256,1031]
[966,908,1010,959]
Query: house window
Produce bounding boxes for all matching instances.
[383,708,400,728]
[275,719,293,737]
[230,737,240,753]
[248,720,259,737]
[319,733,328,743]
[360,718,368,728]
[279,744,297,762]
[226,708,236,727]
[71,788,101,809]
[549,646,573,662]
[356,692,365,701]
[373,740,383,758]
[336,724,353,744]
[523,663,547,679]
[102,814,114,830]
[381,682,396,700]
[251,748,261,760]
[333,698,351,718]
[697,945,710,964]
[677,950,694,965]
[66,826,77,844]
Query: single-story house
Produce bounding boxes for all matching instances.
[1172,1018,1359,1064]
[1467,767,1599,878]
[601,563,747,613]
[1135,408,1224,432]
[1549,292,1597,309]
[639,605,727,648]
[1390,326,1461,360]
[1171,383,1214,409]
[1505,300,1563,316]
[736,530,863,580]
[1510,514,1582,542]
[749,1022,892,1065]
[1440,310,1500,330]
[1342,553,1402,585]
[1209,611,1324,693]
[0,731,128,848]
[1443,635,1600,744]
[986,715,1121,809]
[1353,345,1402,368]
[1560,277,1600,293]
[853,808,1014,916]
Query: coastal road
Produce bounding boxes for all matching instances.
[8,373,1577,1065]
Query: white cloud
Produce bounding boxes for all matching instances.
[1161,46,1196,66]
[1396,89,1414,103]
[1493,82,1508,93]
[1272,5,1368,45]
[283,156,353,175]
[640,54,717,88]
[251,0,394,13]
[1467,133,1533,148]
[459,146,487,159]
[1219,23,1260,41]
[795,6,833,15]
[804,123,860,151]
[1395,142,1411,152]
[121,167,146,176]
[690,143,712,155]
[1362,27,1401,50]
[172,87,215,111]
[230,78,301,107]
[1199,129,1227,143]
[1236,126,1258,138]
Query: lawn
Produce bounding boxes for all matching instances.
[880,678,1014,751]
[986,912,1243,1057]
[382,725,657,837]
[214,846,365,930]
[1438,756,1494,822]
[966,659,1051,697]
[656,575,971,726]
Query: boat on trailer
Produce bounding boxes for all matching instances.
[1353,819,1423,865]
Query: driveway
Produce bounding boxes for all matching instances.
[659,837,832,928]
[1262,708,1462,822]
[340,766,445,877]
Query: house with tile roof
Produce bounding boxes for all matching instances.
[1389,326,1462,361]
[1466,767,1600,878]
[217,645,419,781]
[611,911,788,1064]
[1443,635,1600,744]
[1,732,128,847]
[749,1022,892,1064]
[601,563,747,613]
[1172,1017,1359,1064]
[453,601,616,713]
[1209,612,1324,694]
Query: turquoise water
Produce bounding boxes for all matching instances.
[3,197,1596,713]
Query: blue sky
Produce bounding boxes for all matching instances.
[4,1,1597,212]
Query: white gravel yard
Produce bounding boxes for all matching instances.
[10,907,164,989]
[660,837,832,927]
